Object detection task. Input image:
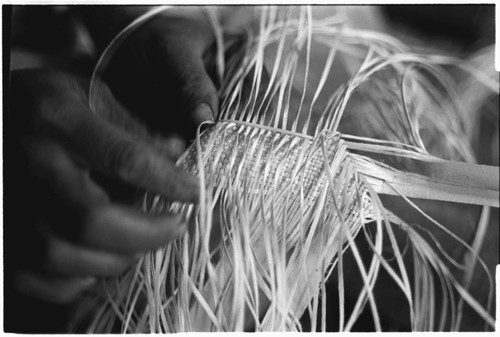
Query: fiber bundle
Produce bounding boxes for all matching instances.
[73,6,498,332]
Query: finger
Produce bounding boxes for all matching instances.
[27,139,189,253]
[87,81,190,163]
[25,137,110,210]
[159,40,219,125]
[35,95,199,203]
[81,205,188,254]
[41,228,136,277]
[177,57,219,125]
[14,270,96,304]
[65,76,177,161]
[90,79,152,140]
[154,134,187,161]
[89,126,199,202]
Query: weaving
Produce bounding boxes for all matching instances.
[72,6,498,332]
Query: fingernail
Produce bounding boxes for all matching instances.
[193,103,214,125]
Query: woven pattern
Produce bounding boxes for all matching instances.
[146,122,373,331]
[151,121,373,249]
[181,122,345,213]
[74,5,497,332]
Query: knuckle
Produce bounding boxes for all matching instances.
[181,71,208,94]
[80,172,110,206]
[35,96,69,126]
[35,95,87,138]
[182,76,217,110]
[66,76,90,99]
[107,142,145,181]
[89,82,117,117]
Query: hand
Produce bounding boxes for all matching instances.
[5,69,199,304]
[96,10,219,143]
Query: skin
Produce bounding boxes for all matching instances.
[7,6,494,332]
[6,11,219,307]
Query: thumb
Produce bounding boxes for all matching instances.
[164,50,219,126]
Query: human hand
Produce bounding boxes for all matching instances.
[92,9,220,144]
[5,69,199,304]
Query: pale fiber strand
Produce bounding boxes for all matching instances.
[74,6,497,332]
